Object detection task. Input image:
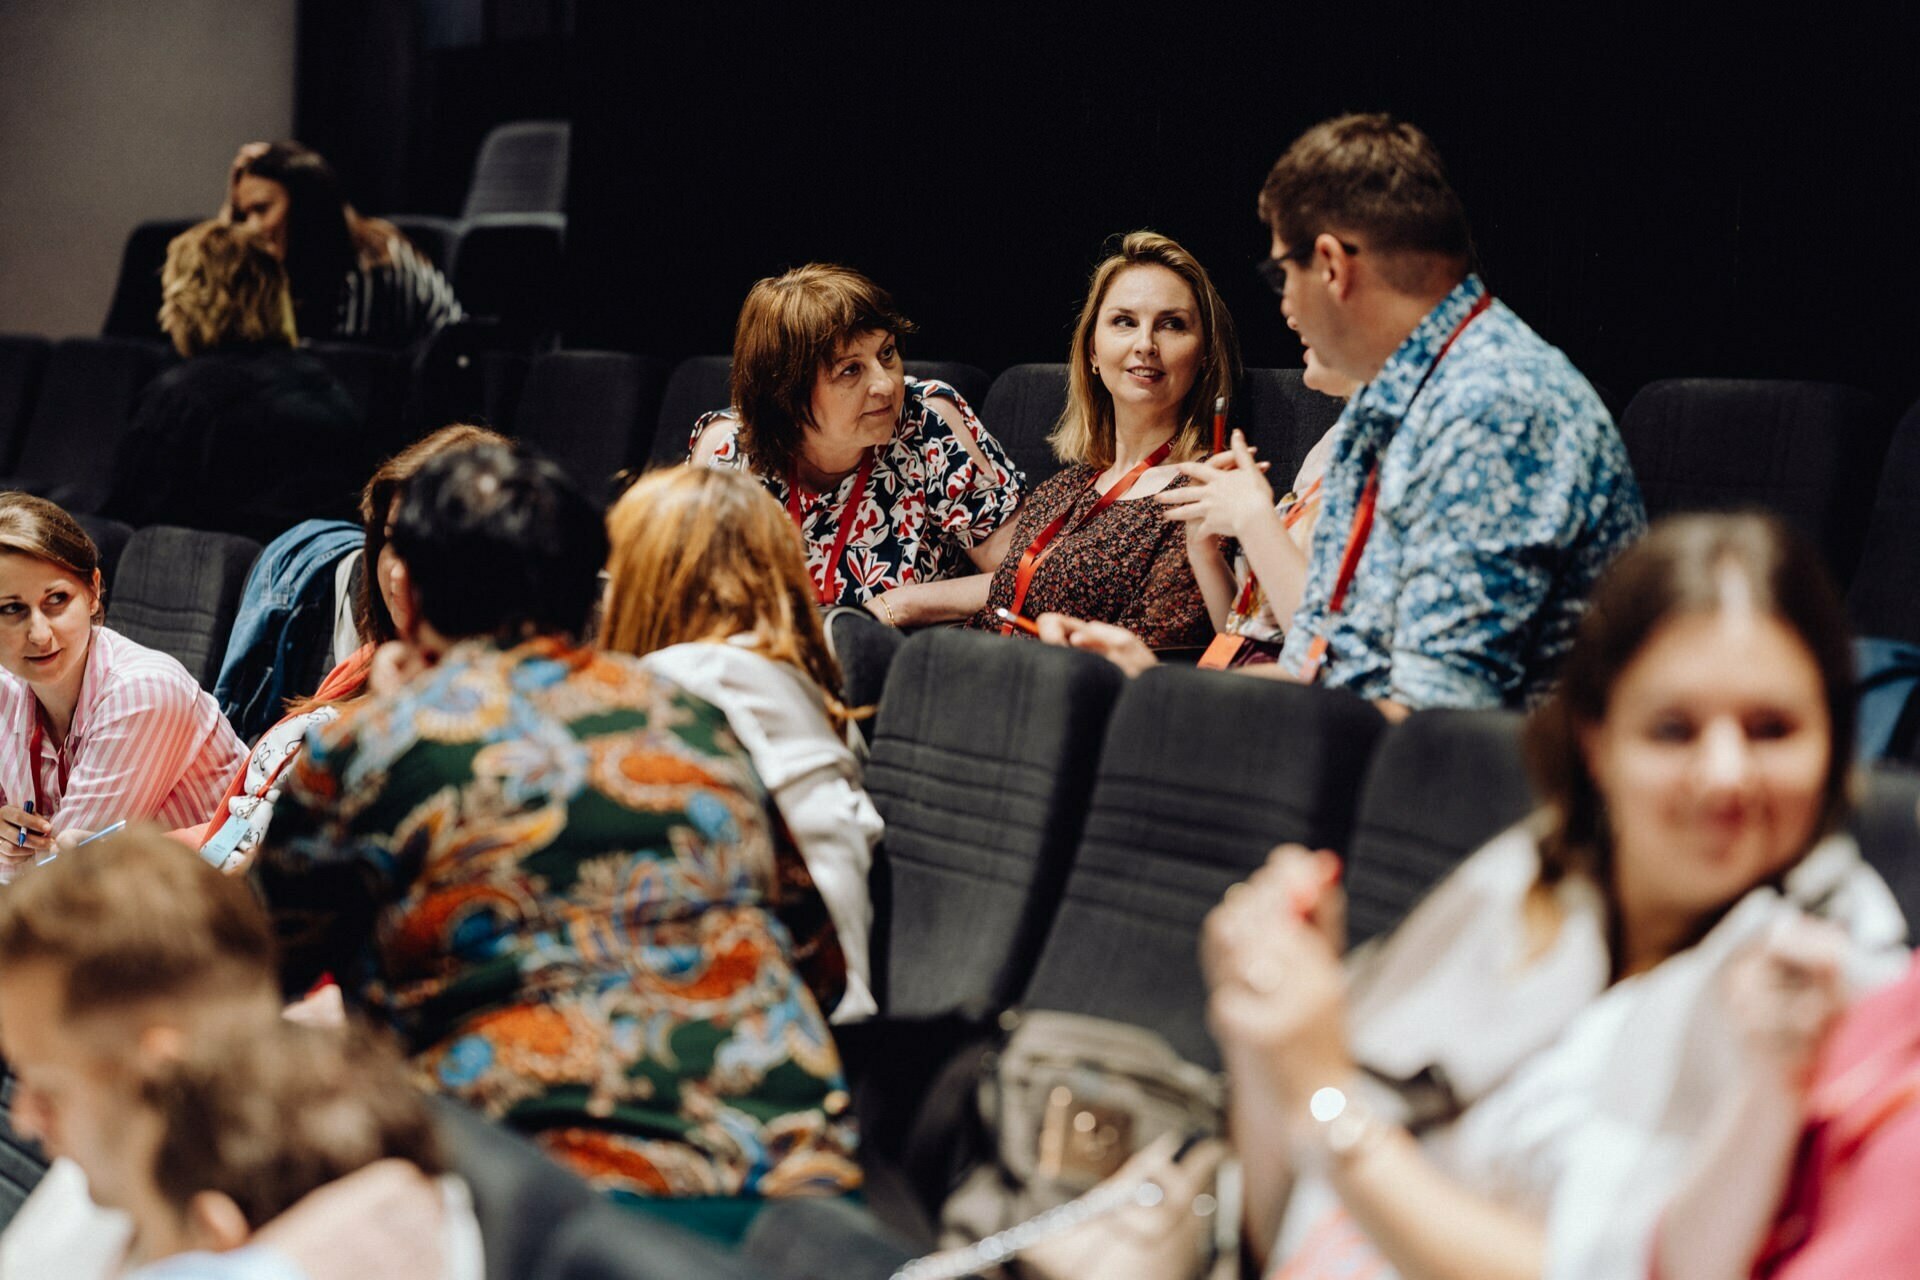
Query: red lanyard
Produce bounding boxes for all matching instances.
[1002,438,1175,634]
[1226,475,1324,623]
[787,448,877,606]
[1297,293,1492,685]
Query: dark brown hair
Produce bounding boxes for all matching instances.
[0,826,277,1018]
[1526,513,1856,900]
[143,1020,443,1231]
[728,263,916,480]
[1258,114,1472,270]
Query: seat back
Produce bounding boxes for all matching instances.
[451,213,567,339]
[510,350,669,497]
[1854,764,1920,930]
[1618,378,1891,586]
[981,364,1069,486]
[651,356,733,467]
[864,629,1124,1019]
[306,341,405,447]
[108,527,260,690]
[532,1200,769,1280]
[0,1071,47,1233]
[463,120,572,218]
[1234,367,1347,484]
[1850,396,1920,645]
[385,213,462,274]
[16,337,170,504]
[0,335,50,472]
[1021,669,1385,1066]
[429,1098,595,1280]
[73,515,135,592]
[101,218,198,339]
[1345,708,1536,946]
[905,360,992,413]
[826,606,904,744]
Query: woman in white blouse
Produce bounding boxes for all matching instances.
[600,465,883,1022]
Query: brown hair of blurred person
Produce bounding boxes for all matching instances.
[158,221,298,358]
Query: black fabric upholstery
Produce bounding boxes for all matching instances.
[0,1071,48,1234]
[1617,378,1891,587]
[743,1197,915,1280]
[0,335,49,472]
[452,213,567,339]
[533,1200,770,1280]
[108,526,260,691]
[1233,367,1346,483]
[1021,668,1386,1067]
[9,337,171,511]
[406,318,527,438]
[1854,764,1920,930]
[651,356,732,466]
[306,340,407,447]
[1850,396,1920,645]
[1345,708,1535,947]
[429,1097,595,1280]
[904,359,991,412]
[826,606,904,743]
[981,363,1069,486]
[463,120,572,218]
[511,350,669,498]
[74,514,135,591]
[385,213,462,273]
[864,629,1124,1019]
[101,218,197,339]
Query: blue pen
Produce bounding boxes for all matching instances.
[15,800,31,849]
[34,819,128,867]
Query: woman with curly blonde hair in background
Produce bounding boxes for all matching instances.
[602,465,882,1022]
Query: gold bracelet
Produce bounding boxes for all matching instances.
[877,595,898,628]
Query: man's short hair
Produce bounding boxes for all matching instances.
[389,441,609,643]
[0,827,277,1019]
[1259,113,1472,265]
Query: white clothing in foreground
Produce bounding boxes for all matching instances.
[1272,823,1908,1280]
[641,639,883,1021]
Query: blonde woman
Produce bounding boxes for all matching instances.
[969,231,1239,649]
[102,219,365,542]
[602,465,882,1022]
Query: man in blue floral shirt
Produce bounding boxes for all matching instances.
[1263,114,1644,715]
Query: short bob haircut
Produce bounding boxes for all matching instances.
[1526,513,1855,932]
[159,221,297,357]
[1050,231,1241,469]
[602,466,855,730]
[0,492,104,621]
[388,442,608,644]
[728,263,916,481]
[1258,113,1472,276]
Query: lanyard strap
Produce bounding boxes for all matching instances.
[1226,475,1324,626]
[787,448,878,606]
[1298,292,1493,685]
[1002,439,1175,634]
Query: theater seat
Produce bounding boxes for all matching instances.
[1854,764,1920,929]
[510,351,669,497]
[101,218,198,339]
[73,515,135,594]
[5,337,171,512]
[825,607,903,745]
[651,356,732,468]
[1234,367,1347,484]
[429,1098,594,1280]
[981,364,1069,486]
[530,1200,770,1280]
[452,214,566,339]
[306,341,406,448]
[108,527,260,691]
[1344,708,1536,947]
[1618,379,1891,587]
[0,335,50,472]
[0,1070,48,1233]
[1019,668,1385,1067]
[463,120,571,219]
[904,360,991,413]
[1849,395,1920,647]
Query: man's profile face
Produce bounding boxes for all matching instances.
[1270,230,1329,362]
[0,960,158,1211]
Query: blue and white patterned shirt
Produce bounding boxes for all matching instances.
[1278,275,1645,708]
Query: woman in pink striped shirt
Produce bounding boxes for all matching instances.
[0,495,245,879]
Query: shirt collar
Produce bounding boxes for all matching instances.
[1349,273,1488,423]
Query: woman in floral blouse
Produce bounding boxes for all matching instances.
[690,263,1024,627]
[256,442,858,1245]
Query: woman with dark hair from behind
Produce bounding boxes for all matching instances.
[1201,513,1906,1279]
[256,443,860,1245]
[225,141,462,346]
[102,220,365,543]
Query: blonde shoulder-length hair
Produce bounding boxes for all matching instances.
[601,466,857,731]
[1048,231,1241,469]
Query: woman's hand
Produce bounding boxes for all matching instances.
[864,589,907,629]
[368,640,435,697]
[0,803,53,867]
[1034,613,1159,678]
[1203,845,1352,1109]
[1724,915,1849,1093]
[1157,430,1276,543]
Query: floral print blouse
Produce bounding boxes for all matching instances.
[256,637,860,1202]
[693,378,1025,606]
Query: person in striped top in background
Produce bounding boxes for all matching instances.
[0,495,245,880]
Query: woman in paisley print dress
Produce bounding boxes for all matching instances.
[255,442,858,1246]
[690,263,1024,627]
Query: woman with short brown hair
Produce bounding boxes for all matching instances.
[691,263,1024,626]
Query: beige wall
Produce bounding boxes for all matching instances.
[0,0,296,337]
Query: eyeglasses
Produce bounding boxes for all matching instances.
[1256,239,1361,298]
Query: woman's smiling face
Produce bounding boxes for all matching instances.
[0,554,99,695]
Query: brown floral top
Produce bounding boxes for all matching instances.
[968,465,1212,650]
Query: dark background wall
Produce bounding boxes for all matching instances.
[303,2,1920,412]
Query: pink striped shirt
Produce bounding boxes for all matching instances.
[0,626,246,837]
